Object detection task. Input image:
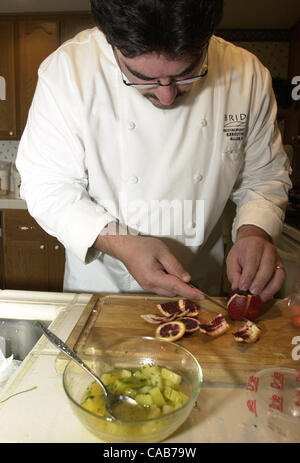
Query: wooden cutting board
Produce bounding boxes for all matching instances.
[57,293,300,384]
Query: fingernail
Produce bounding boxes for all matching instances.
[193,291,205,300]
[182,273,191,283]
[250,287,258,295]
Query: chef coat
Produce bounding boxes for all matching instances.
[16,28,291,295]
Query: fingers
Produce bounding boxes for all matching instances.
[159,249,192,283]
[249,246,278,294]
[226,251,242,291]
[157,249,205,299]
[226,236,285,302]
[152,269,205,300]
[258,266,286,302]
[120,235,205,299]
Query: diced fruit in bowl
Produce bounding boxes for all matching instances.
[81,365,190,425]
[63,336,203,443]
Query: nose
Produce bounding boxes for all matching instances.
[155,83,177,106]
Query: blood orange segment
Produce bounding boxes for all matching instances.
[233,320,261,343]
[180,317,200,333]
[156,301,182,317]
[155,321,186,342]
[178,299,199,316]
[199,314,229,337]
[141,313,176,324]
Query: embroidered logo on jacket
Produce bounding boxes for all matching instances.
[223,113,248,141]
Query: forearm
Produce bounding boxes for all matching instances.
[236,225,272,242]
[93,222,137,261]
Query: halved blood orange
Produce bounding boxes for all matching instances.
[156,301,183,317]
[178,299,199,317]
[199,314,229,337]
[155,321,186,342]
[180,317,200,333]
[140,313,176,324]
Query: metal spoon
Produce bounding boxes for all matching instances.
[36,321,139,421]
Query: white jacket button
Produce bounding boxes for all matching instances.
[200,119,207,128]
[128,121,136,130]
[194,174,203,183]
[222,150,239,162]
[127,175,139,184]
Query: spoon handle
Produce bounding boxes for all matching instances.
[36,321,108,396]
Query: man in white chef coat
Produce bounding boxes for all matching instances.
[16,0,291,302]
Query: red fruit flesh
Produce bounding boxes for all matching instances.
[199,314,229,337]
[156,301,182,317]
[155,321,186,342]
[233,320,261,343]
[178,299,199,317]
[180,317,200,333]
[140,313,176,324]
[227,291,262,321]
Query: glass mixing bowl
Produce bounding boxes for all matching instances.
[63,336,203,443]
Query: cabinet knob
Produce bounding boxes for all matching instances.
[54,245,60,251]
[9,132,14,136]
[40,245,45,250]
[17,225,36,231]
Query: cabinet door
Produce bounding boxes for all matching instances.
[48,236,65,292]
[0,21,17,139]
[60,14,95,44]
[0,236,4,289]
[16,20,59,135]
[3,209,46,241]
[4,240,49,291]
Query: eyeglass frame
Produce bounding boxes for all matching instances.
[112,46,209,89]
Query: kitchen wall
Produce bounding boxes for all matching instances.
[0,34,291,161]
[0,141,19,163]
[0,18,296,162]
[0,141,19,192]
[234,41,290,79]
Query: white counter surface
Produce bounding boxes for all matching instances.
[0,290,297,444]
[0,193,27,209]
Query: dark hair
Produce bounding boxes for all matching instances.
[90,0,223,58]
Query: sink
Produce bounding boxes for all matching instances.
[0,319,51,361]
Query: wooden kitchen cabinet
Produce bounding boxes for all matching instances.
[0,212,4,289]
[0,12,94,139]
[0,21,17,139]
[16,20,60,135]
[60,13,95,44]
[2,209,65,291]
[47,235,66,292]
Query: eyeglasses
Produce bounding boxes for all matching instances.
[113,47,208,89]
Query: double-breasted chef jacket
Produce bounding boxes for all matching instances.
[16,28,291,295]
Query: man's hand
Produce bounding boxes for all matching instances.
[226,225,285,302]
[94,222,204,300]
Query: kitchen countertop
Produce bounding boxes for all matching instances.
[0,193,27,210]
[0,289,298,444]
